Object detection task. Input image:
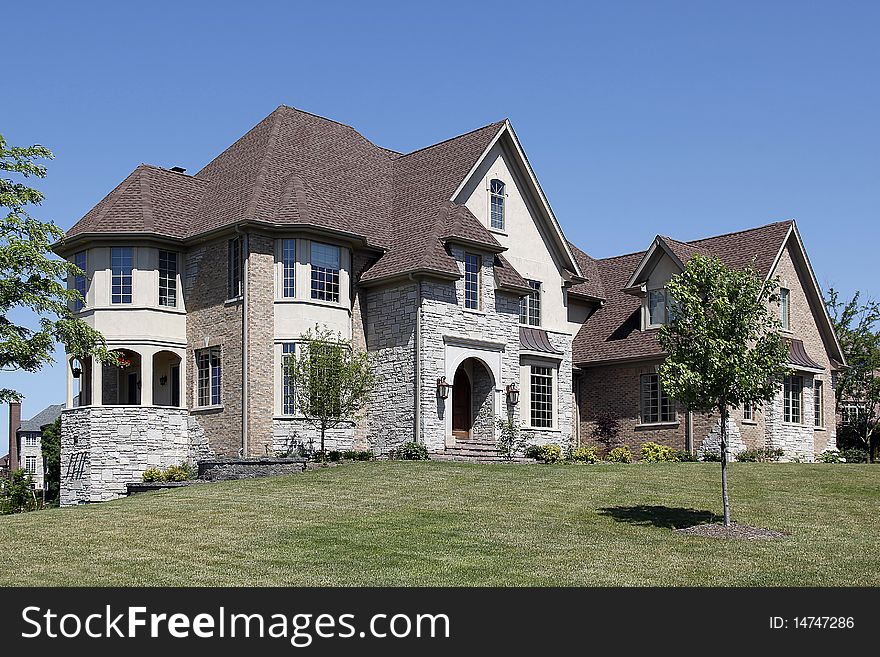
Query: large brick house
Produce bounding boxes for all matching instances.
[54,106,844,505]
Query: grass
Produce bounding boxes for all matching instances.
[1,461,878,586]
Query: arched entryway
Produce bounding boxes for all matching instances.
[152,350,182,407]
[450,358,496,442]
[102,349,142,405]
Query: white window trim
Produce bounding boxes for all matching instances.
[488,178,506,232]
[195,346,222,409]
[520,357,559,431]
[644,288,668,329]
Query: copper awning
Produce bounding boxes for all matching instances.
[787,338,824,371]
[519,327,563,355]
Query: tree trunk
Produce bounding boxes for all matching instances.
[720,403,732,527]
[320,421,327,456]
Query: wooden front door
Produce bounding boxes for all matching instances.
[452,368,471,440]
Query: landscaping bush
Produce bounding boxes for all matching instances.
[839,447,868,463]
[525,444,564,464]
[327,450,343,462]
[640,442,679,462]
[820,450,841,463]
[591,412,621,447]
[673,449,698,462]
[569,446,599,463]
[607,446,632,463]
[391,441,430,461]
[342,450,374,461]
[700,451,722,462]
[142,467,164,482]
[496,416,529,460]
[735,447,784,463]
[162,464,191,482]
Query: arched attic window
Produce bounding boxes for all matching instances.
[490,178,505,230]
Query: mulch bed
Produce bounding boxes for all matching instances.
[675,522,789,540]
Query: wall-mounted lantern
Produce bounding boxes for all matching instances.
[159,375,168,386]
[506,383,520,406]
[436,376,452,400]
[70,357,83,379]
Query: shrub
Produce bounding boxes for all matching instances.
[570,446,599,463]
[342,450,374,461]
[162,464,191,482]
[700,451,722,462]
[496,416,529,460]
[674,449,698,462]
[735,447,785,463]
[525,444,564,464]
[142,467,164,482]
[392,441,430,461]
[640,442,680,463]
[607,446,632,463]
[327,450,343,462]
[820,450,841,463]
[839,447,868,463]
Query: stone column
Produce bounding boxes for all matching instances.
[140,349,154,406]
[177,349,187,409]
[92,356,103,406]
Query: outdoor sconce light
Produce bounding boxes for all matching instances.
[506,383,520,405]
[70,357,83,379]
[436,376,452,400]
[159,375,168,386]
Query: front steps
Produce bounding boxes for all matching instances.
[431,440,535,463]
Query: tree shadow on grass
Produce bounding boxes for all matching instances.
[598,505,721,530]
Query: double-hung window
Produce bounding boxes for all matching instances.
[780,288,791,330]
[464,253,481,310]
[158,250,178,307]
[783,374,802,424]
[310,242,341,303]
[196,347,222,407]
[520,280,542,326]
[228,238,242,300]
[530,365,554,428]
[743,401,754,421]
[73,251,87,310]
[282,342,296,415]
[24,435,38,447]
[490,179,505,230]
[111,247,133,304]
[814,379,824,427]
[640,373,675,423]
[281,239,296,298]
[25,456,37,474]
[647,289,667,326]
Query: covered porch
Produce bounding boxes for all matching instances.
[66,345,187,409]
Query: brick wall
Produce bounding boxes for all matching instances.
[246,233,276,455]
[185,237,243,456]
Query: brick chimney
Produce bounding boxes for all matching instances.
[7,401,21,474]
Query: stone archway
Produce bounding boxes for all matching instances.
[450,357,496,443]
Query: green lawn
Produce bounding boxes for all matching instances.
[2,461,878,586]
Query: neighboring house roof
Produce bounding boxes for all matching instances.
[19,403,65,433]
[573,220,843,367]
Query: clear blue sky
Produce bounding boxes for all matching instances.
[3,0,878,451]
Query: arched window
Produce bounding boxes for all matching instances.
[490,179,505,230]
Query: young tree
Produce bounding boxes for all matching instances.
[286,326,374,457]
[1,135,116,403]
[41,416,62,503]
[0,468,37,514]
[659,255,789,526]
[825,288,880,461]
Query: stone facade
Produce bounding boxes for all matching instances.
[60,406,213,506]
[272,418,356,454]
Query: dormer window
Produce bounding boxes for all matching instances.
[490,179,505,230]
[647,288,667,326]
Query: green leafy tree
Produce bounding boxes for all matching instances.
[825,288,880,461]
[286,326,374,456]
[1,135,117,404]
[40,416,61,503]
[0,468,37,514]
[659,255,789,526]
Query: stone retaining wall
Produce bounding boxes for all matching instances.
[198,457,307,481]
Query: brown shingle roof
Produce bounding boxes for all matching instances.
[567,241,605,301]
[573,221,795,365]
[63,107,512,284]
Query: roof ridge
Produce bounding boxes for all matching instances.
[88,167,144,231]
[687,220,794,245]
[396,120,506,160]
[246,109,284,220]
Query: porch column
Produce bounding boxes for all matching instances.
[66,356,74,408]
[92,355,103,406]
[177,349,187,408]
[140,349,154,406]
